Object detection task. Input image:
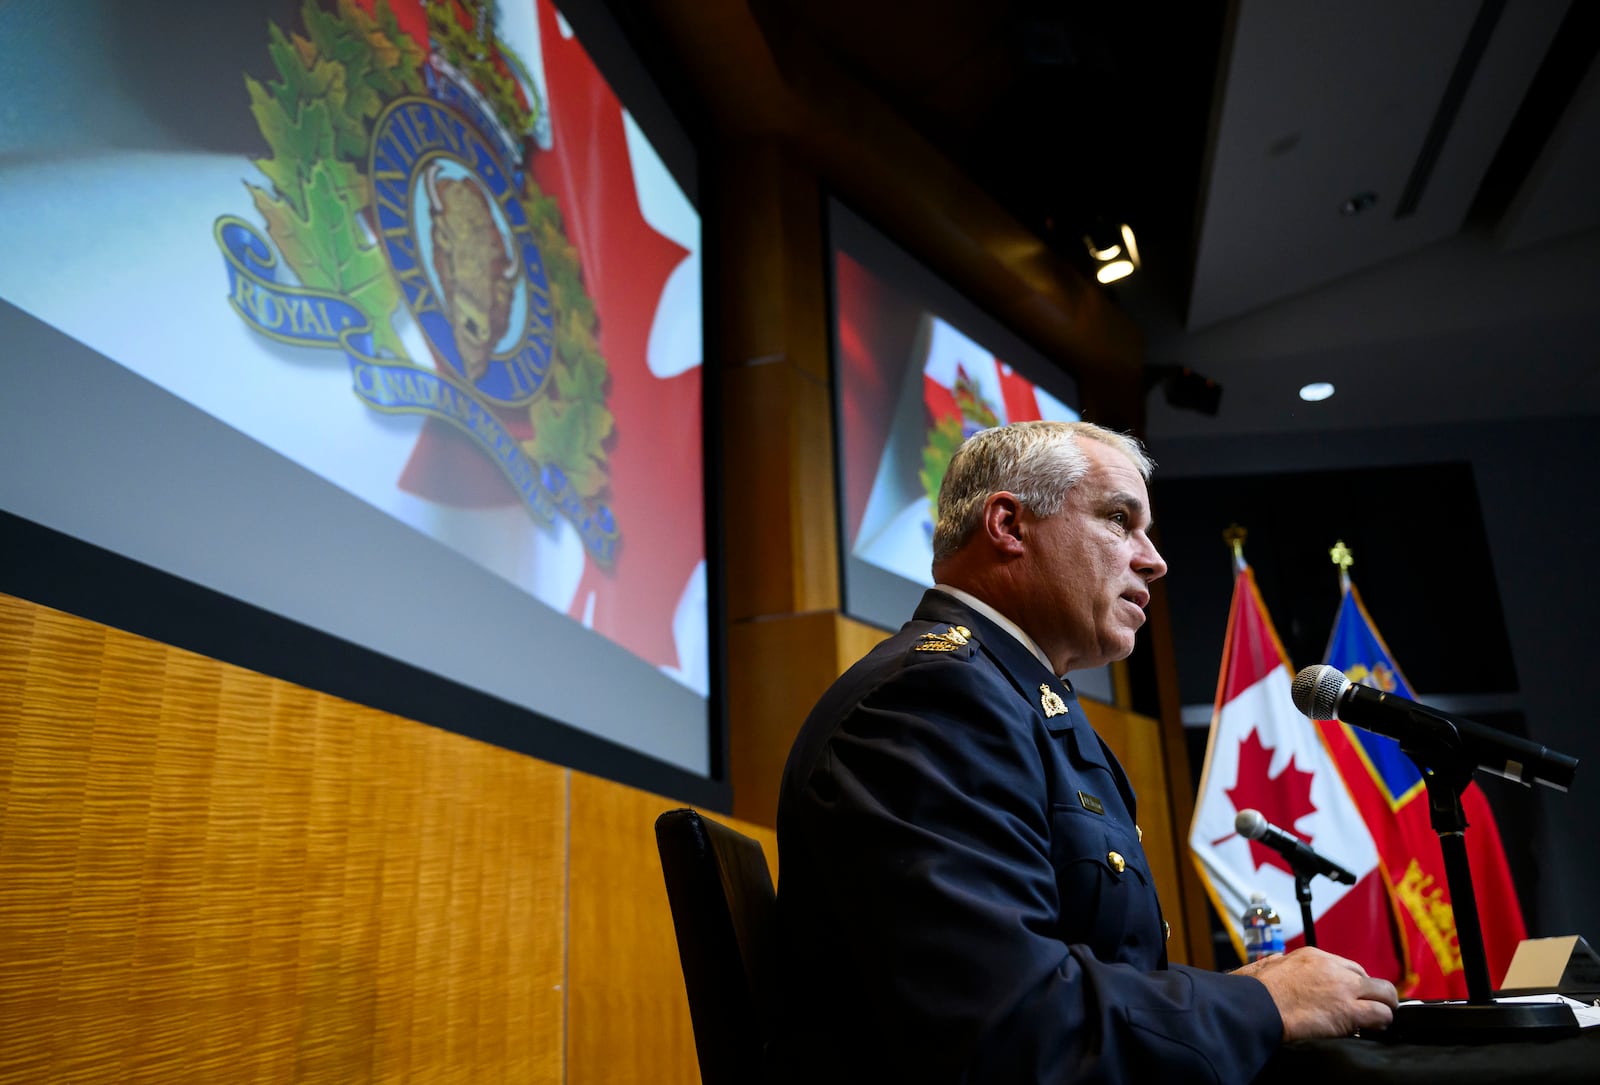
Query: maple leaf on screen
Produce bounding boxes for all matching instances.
[1225,727,1320,876]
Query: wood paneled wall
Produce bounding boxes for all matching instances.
[715,142,860,831]
[0,593,774,1085]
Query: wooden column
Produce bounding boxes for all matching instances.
[713,140,889,828]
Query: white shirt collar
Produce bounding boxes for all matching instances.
[932,584,1065,681]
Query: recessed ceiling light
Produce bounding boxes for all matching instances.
[1299,381,1335,402]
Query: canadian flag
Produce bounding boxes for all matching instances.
[1188,563,1403,980]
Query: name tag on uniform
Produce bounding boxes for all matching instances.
[1077,791,1105,816]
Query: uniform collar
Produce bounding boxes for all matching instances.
[932,583,1063,681]
[915,589,1086,738]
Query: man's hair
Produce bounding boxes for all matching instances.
[931,420,1155,561]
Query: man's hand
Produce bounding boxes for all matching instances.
[1235,947,1400,1040]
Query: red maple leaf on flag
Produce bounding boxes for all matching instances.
[1226,727,1320,876]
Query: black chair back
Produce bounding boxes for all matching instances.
[655,808,777,1085]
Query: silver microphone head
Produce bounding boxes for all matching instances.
[1234,808,1267,840]
[1291,664,1349,719]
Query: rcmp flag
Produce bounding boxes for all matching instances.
[1316,574,1527,997]
[1189,561,1403,980]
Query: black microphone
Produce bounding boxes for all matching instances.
[1291,664,1578,792]
[1234,808,1357,885]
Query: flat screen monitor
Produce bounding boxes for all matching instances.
[0,0,716,791]
[829,200,1113,702]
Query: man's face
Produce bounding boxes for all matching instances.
[1021,438,1168,673]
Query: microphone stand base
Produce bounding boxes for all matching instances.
[1380,1000,1581,1045]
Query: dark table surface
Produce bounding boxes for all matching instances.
[1257,1021,1600,1084]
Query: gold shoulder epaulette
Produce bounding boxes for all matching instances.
[915,625,973,652]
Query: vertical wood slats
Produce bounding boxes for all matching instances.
[0,591,780,1083]
[0,594,568,1084]
[567,772,778,1085]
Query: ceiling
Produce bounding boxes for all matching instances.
[755,0,1600,441]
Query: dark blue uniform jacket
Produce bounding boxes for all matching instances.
[766,590,1281,1083]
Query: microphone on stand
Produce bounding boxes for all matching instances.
[1234,809,1356,885]
[1289,670,1585,1038]
[1290,665,1577,791]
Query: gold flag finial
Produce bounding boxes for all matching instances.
[1222,524,1247,566]
[1329,539,1354,593]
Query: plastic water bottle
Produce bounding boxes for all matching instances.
[1241,891,1284,962]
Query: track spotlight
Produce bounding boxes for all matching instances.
[1084,221,1140,284]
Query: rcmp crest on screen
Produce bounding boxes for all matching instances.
[368,96,555,403]
[213,0,618,566]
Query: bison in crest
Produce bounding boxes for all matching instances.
[423,162,520,382]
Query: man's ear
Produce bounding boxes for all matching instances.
[981,492,1027,557]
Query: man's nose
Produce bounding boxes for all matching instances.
[1136,537,1168,582]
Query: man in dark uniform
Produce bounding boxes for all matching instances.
[767,420,1397,1083]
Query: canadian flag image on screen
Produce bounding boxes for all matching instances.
[524,1,707,692]
[852,317,1077,586]
[921,326,1075,437]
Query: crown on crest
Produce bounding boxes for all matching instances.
[425,0,542,166]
